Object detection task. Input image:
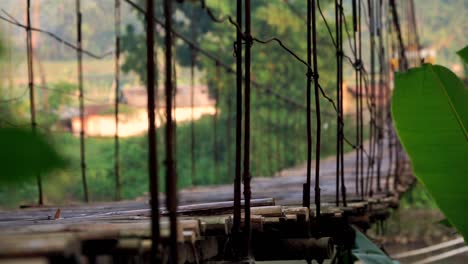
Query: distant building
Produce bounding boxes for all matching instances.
[61,85,216,137]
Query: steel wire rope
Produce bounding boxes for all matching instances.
[189,0,344,121]
[315,0,379,156]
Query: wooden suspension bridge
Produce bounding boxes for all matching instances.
[0,0,423,263]
[0,148,414,263]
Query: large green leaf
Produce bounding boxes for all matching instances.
[392,63,468,241]
[352,227,399,264]
[0,128,65,185]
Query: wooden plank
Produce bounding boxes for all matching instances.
[283,207,310,221]
[0,258,48,264]
[162,198,275,215]
[0,233,73,258]
[250,206,283,217]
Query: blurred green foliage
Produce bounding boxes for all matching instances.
[392,57,468,240]
[0,32,65,199]
[0,128,66,185]
[0,115,356,207]
[399,183,437,210]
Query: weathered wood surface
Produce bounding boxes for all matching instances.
[0,149,413,260]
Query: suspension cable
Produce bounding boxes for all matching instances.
[303,0,313,210]
[163,0,178,261]
[76,0,89,203]
[312,0,322,219]
[242,0,253,257]
[113,0,121,201]
[25,0,43,205]
[0,11,112,59]
[145,0,160,261]
[232,0,243,255]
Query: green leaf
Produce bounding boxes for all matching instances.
[392,63,468,241]
[457,45,468,64]
[0,128,65,185]
[352,227,399,264]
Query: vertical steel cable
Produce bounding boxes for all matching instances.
[312,0,322,218]
[76,0,88,202]
[333,0,347,206]
[303,0,313,209]
[358,0,364,200]
[352,0,360,196]
[338,0,347,207]
[383,0,390,192]
[382,0,391,193]
[145,0,160,261]
[386,11,395,191]
[366,0,375,197]
[334,0,341,206]
[389,0,407,189]
[392,29,402,188]
[163,0,178,261]
[232,0,243,244]
[376,0,384,192]
[243,0,252,256]
[26,0,43,205]
[114,0,121,201]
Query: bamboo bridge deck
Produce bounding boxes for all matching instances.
[0,149,414,263]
